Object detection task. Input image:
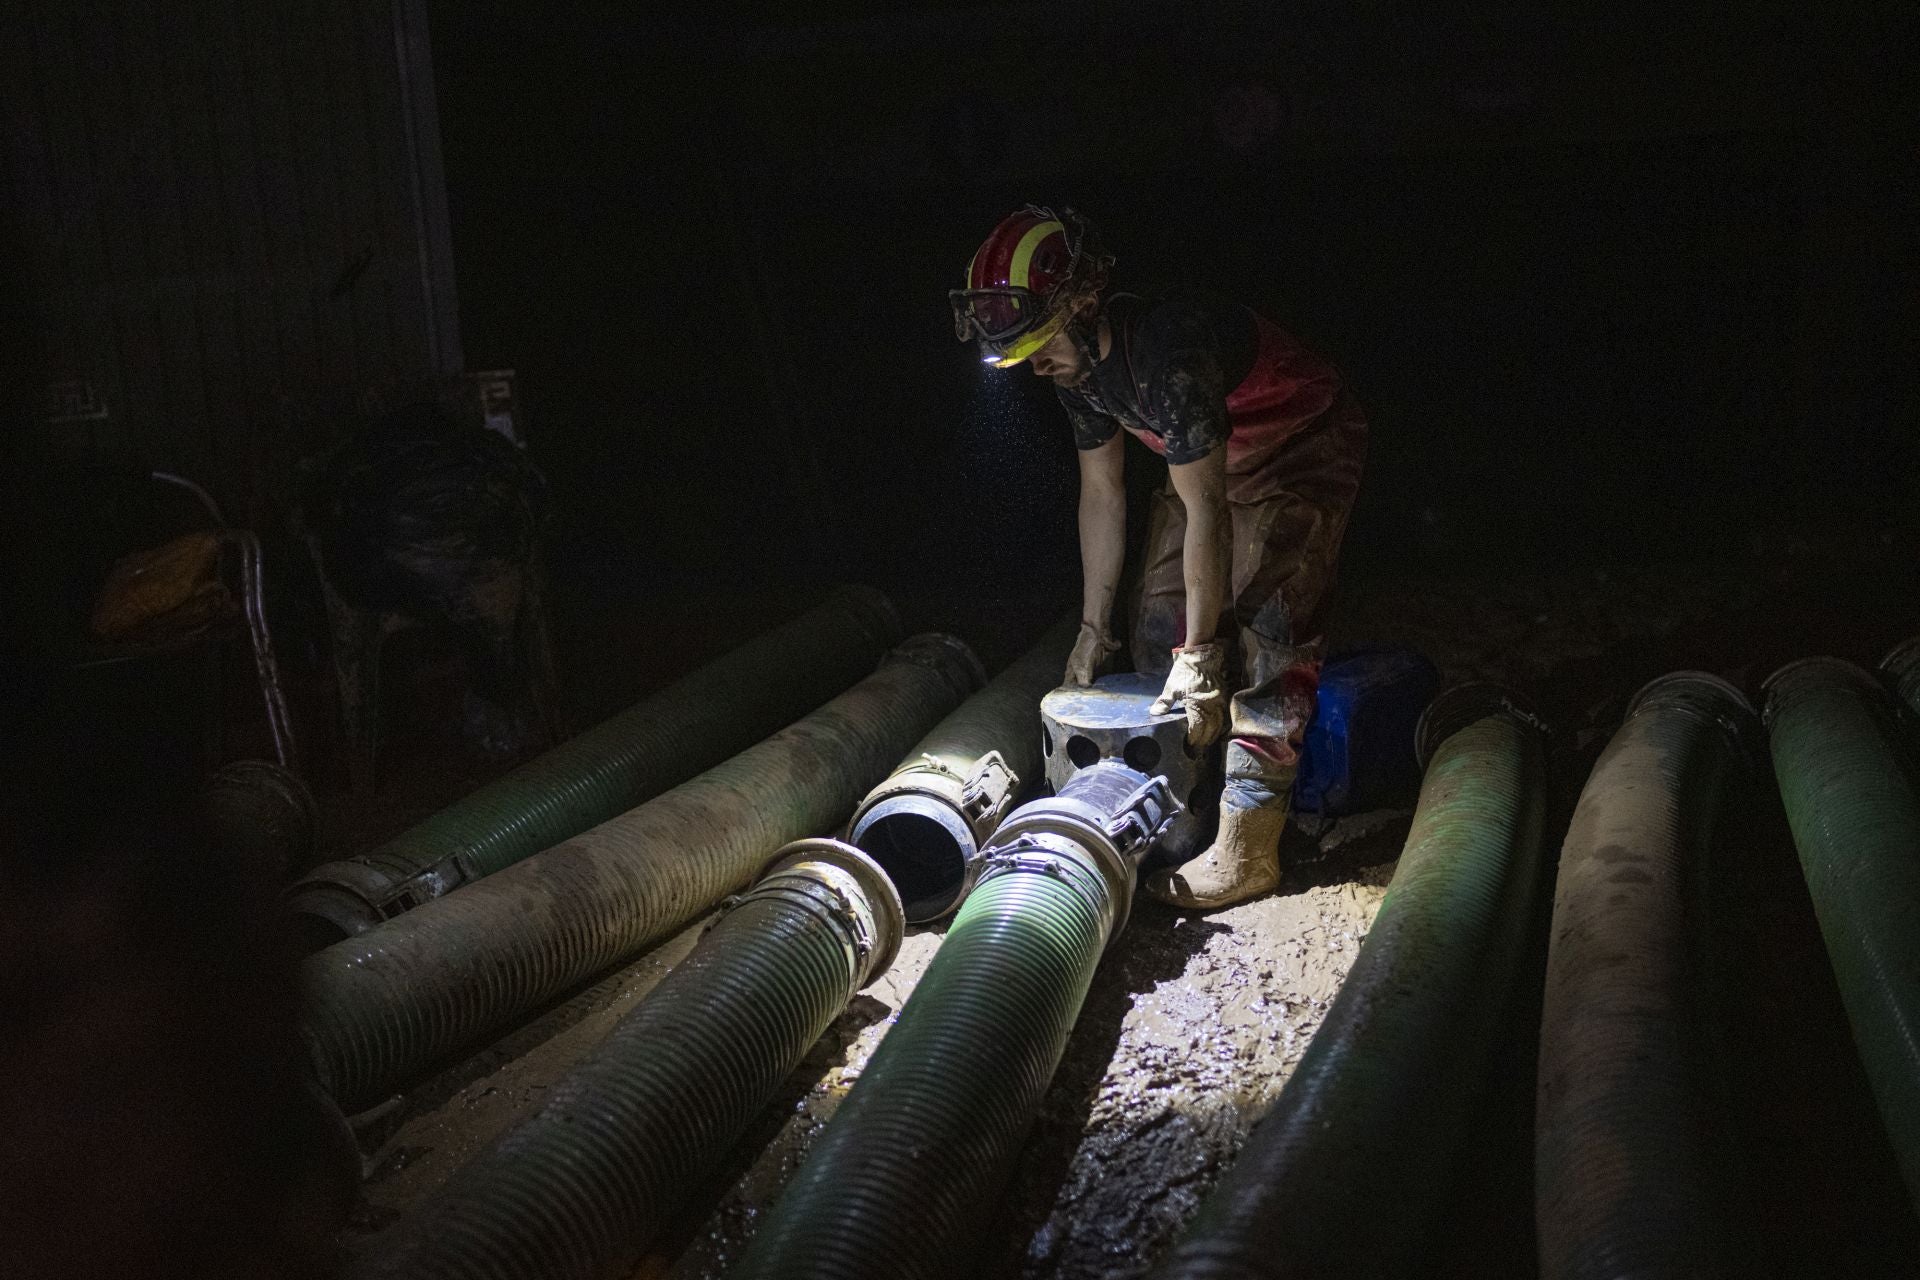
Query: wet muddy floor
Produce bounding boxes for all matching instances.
[337,816,1406,1278]
[328,527,1920,1278]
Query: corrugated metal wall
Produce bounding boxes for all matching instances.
[0,0,460,525]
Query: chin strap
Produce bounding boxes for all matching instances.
[1066,302,1104,374]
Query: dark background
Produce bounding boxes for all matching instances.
[1,6,1916,1276]
[431,0,1915,615]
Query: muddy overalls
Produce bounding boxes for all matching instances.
[1058,292,1369,819]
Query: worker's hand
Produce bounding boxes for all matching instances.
[1149,642,1228,749]
[1063,622,1121,687]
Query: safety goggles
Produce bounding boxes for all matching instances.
[949,286,1046,348]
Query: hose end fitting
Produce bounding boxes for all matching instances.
[1415,682,1544,769]
[849,753,1019,922]
[284,863,397,947]
[1763,656,1890,728]
[850,792,975,923]
[976,762,1179,943]
[756,838,907,988]
[1629,670,1763,772]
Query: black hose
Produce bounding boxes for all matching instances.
[1536,672,1760,1280]
[350,840,903,1280]
[300,635,979,1113]
[1150,683,1548,1279]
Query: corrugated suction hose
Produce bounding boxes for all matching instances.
[730,761,1175,1280]
[1536,672,1760,1280]
[301,634,979,1113]
[1152,683,1548,1279]
[351,840,904,1280]
[288,585,902,941]
[1766,655,1920,1216]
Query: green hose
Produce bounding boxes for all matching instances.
[850,617,1076,920]
[1152,684,1548,1280]
[729,854,1110,1279]
[1765,656,1920,1216]
[728,757,1177,1279]
[1883,636,1920,724]
[301,635,978,1113]
[351,841,903,1280]
[288,586,902,940]
[1537,672,1760,1280]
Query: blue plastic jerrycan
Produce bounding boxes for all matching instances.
[1292,648,1442,821]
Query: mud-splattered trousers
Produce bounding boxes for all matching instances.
[1127,321,1369,815]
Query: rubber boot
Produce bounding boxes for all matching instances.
[1146,794,1287,910]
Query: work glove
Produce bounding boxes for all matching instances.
[1063,621,1121,687]
[1149,641,1228,749]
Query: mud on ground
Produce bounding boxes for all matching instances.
[332,525,1920,1278]
[339,845,1399,1280]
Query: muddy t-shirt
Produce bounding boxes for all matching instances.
[1055,293,1261,465]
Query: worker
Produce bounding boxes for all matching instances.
[950,205,1367,908]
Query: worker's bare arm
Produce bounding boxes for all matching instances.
[1167,447,1229,649]
[1076,434,1127,634]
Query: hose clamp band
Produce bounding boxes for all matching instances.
[1415,682,1546,768]
[752,839,906,985]
[378,853,479,918]
[975,835,1117,936]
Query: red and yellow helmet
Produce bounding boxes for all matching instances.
[950,206,1111,368]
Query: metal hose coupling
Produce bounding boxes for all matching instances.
[1415,680,1549,768]
[882,630,991,697]
[726,762,1177,1280]
[849,750,1017,909]
[1042,671,1205,862]
[849,618,1079,923]
[1624,670,1765,776]
[975,761,1181,944]
[741,838,906,991]
[351,839,903,1280]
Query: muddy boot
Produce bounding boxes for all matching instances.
[1146,795,1287,910]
